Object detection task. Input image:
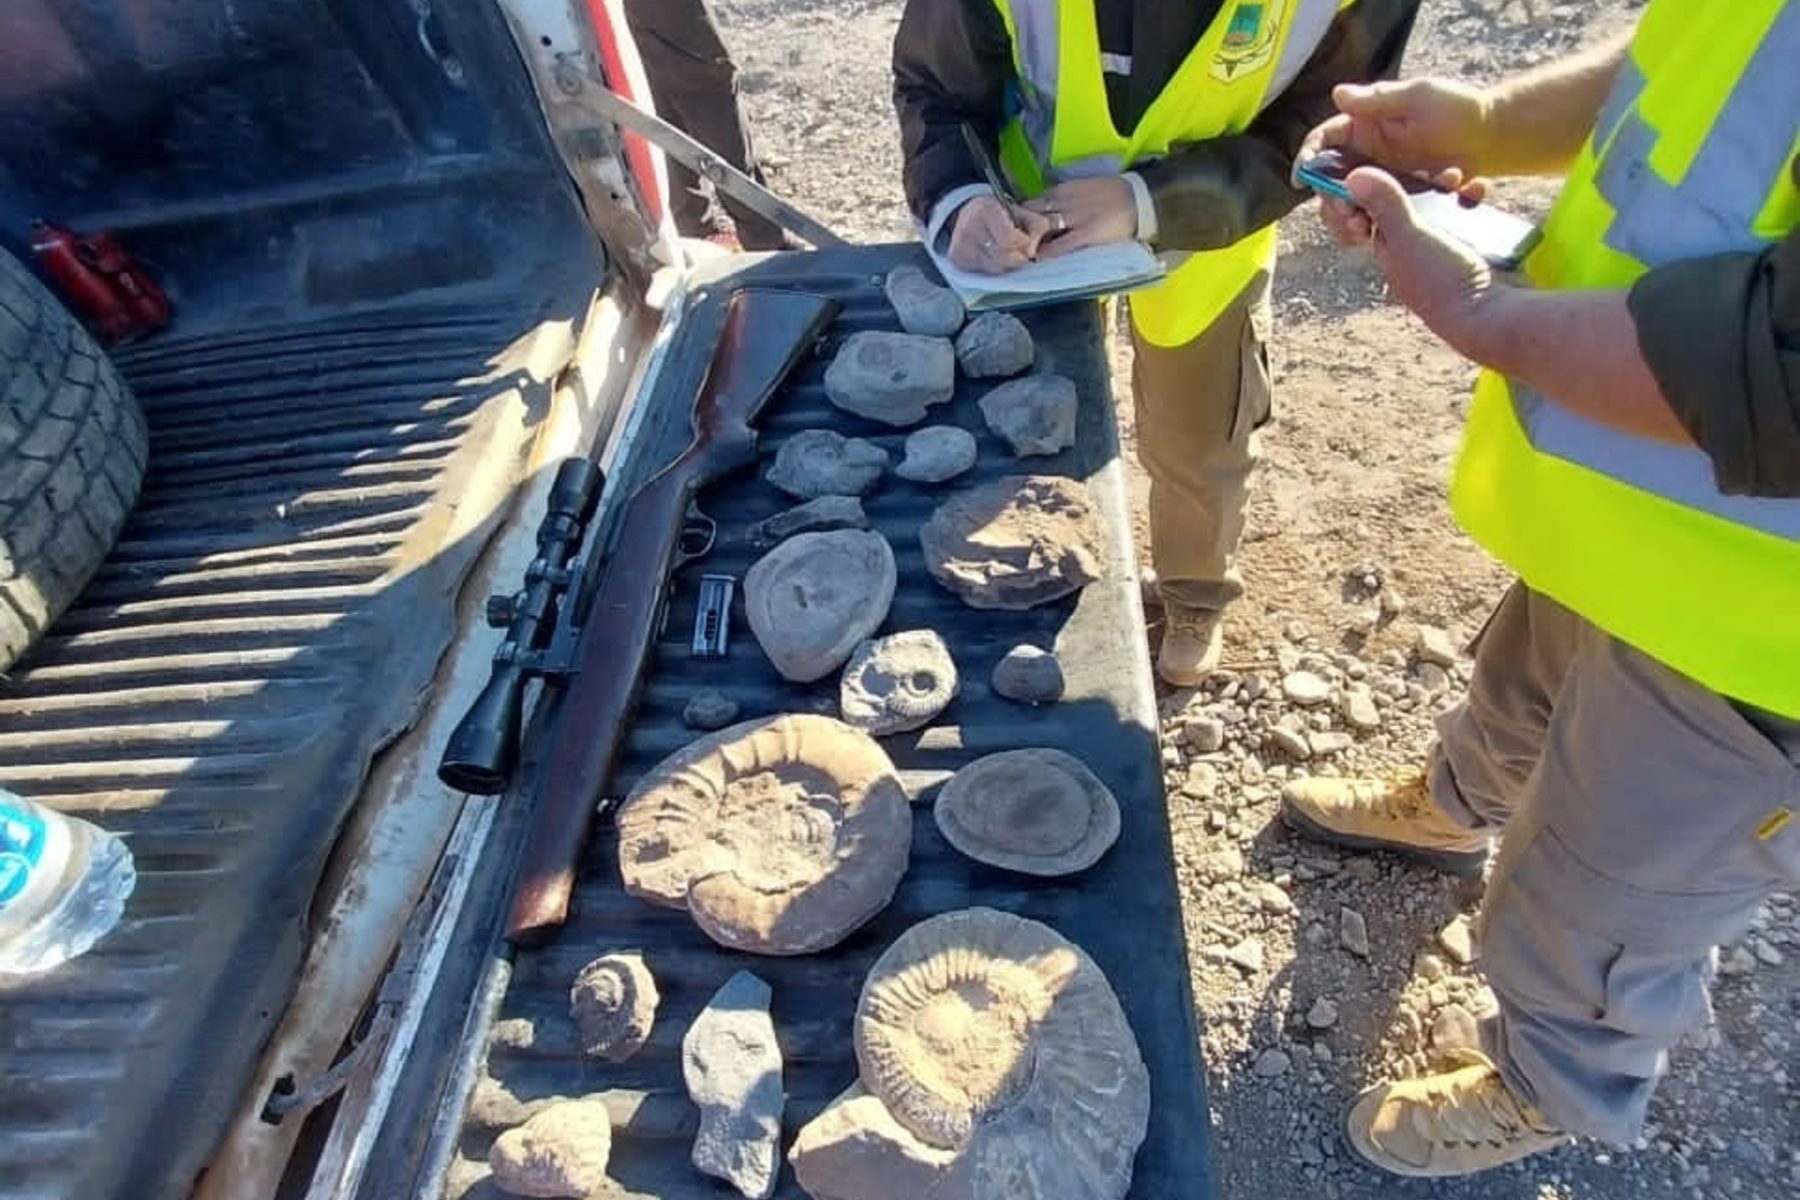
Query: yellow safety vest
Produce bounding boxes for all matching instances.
[990,0,1348,347]
[1452,0,1800,715]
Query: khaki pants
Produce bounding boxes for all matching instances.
[1430,582,1800,1142]
[1129,274,1272,613]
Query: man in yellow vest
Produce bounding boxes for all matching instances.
[894,0,1421,685]
[1281,4,1799,1177]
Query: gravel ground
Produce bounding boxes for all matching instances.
[716,1,1800,1196]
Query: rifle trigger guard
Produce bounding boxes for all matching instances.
[676,505,717,565]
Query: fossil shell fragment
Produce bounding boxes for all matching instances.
[919,475,1103,610]
[885,264,966,337]
[614,714,912,955]
[569,952,660,1061]
[487,1098,614,1198]
[792,908,1150,1200]
[746,529,897,682]
[933,749,1120,875]
[978,373,1078,457]
[954,312,1033,378]
[839,630,959,736]
[824,331,957,426]
[766,429,890,499]
[895,425,978,484]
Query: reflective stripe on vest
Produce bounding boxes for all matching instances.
[1451,0,1800,716]
[990,0,1346,346]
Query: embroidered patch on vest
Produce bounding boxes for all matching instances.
[1212,0,1284,81]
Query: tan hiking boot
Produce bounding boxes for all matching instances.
[1157,604,1222,687]
[1346,1048,1571,1177]
[1281,772,1489,876]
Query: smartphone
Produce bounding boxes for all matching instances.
[1296,149,1541,270]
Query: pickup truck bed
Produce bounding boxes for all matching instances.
[374,248,1215,1200]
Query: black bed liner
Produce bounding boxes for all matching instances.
[377,246,1214,1200]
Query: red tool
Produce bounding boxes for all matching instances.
[29,221,171,345]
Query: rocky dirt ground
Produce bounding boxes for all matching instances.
[718,1,1799,1196]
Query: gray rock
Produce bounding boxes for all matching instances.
[766,430,889,499]
[1438,914,1478,965]
[1185,716,1227,754]
[1282,671,1332,705]
[1252,1048,1292,1078]
[840,630,959,735]
[570,952,660,1062]
[1431,1003,1481,1051]
[954,311,1034,377]
[1416,662,1452,694]
[1340,688,1381,731]
[1268,726,1311,759]
[1225,938,1265,973]
[747,495,869,549]
[1340,907,1370,958]
[1306,997,1340,1029]
[1255,880,1295,915]
[488,1098,614,1199]
[824,331,956,427]
[683,971,784,1199]
[1415,624,1459,667]
[991,643,1065,704]
[1181,761,1220,799]
[1195,846,1245,884]
[895,425,977,483]
[978,374,1078,456]
[1308,731,1354,757]
[683,690,741,732]
[884,264,965,337]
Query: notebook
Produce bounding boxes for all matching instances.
[924,236,1168,311]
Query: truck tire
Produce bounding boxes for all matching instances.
[0,248,148,672]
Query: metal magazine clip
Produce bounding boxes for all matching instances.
[692,574,735,658]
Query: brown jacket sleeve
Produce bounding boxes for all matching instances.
[892,0,1011,221]
[1136,0,1420,250]
[1628,190,1800,498]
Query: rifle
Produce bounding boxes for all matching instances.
[438,287,841,945]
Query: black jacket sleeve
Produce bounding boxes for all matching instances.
[893,0,1012,221]
[1137,0,1421,250]
[1629,214,1800,498]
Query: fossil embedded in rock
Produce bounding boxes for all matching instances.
[569,952,659,1062]
[684,970,784,1199]
[488,1097,614,1199]
[991,644,1064,704]
[895,425,978,484]
[933,748,1120,875]
[954,312,1033,378]
[766,429,889,499]
[615,714,912,955]
[884,264,966,338]
[748,494,869,549]
[792,908,1149,1200]
[920,475,1103,610]
[978,374,1078,457]
[840,630,959,736]
[745,529,896,682]
[824,331,957,427]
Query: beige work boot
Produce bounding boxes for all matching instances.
[1157,604,1223,687]
[1346,1048,1571,1177]
[1281,772,1489,876]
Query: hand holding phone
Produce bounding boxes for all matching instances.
[1296,149,1539,270]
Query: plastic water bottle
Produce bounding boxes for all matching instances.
[0,789,136,975]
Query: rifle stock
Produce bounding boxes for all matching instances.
[506,287,840,944]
